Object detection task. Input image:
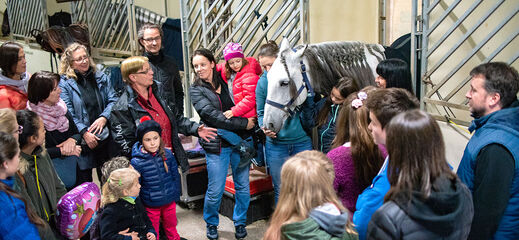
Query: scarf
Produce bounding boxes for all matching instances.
[0,71,29,92]
[27,99,70,132]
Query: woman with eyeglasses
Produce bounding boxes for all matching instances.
[59,43,118,183]
[110,56,216,171]
[0,42,30,110]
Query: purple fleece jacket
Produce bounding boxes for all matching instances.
[327,143,387,213]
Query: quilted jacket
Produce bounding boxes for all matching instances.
[217,57,262,118]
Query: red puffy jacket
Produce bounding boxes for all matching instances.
[0,85,28,110]
[217,57,262,118]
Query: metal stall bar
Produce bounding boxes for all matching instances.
[424,0,505,98]
[426,0,483,59]
[246,0,300,57]
[419,0,430,110]
[424,7,518,101]
[6,0,48,40]
[443,28,519,102]
[426,0,461,36]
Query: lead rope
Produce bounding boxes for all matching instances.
[34,155,50,222]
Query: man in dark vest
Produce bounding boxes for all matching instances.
[138,23,184,116]
[457,62,519,239]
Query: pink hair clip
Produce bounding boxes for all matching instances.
[352,99,363,109]
[357,91,368,100]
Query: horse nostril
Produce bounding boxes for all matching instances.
[269,123,274,129]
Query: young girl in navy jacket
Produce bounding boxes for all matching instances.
[131,116,182,240]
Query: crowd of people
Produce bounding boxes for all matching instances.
[0,22,518,240]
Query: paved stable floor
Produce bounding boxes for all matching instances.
[176,200,269,240]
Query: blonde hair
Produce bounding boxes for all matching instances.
[101,168,140,207]
[59,43,96,80]
[0,108,17,133]
[120,56,148,84]
[264,150,356,240]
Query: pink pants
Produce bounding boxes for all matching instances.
[145,201,180,240]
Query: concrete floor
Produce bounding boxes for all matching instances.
[176,200,268,240]
[93,171,269,240]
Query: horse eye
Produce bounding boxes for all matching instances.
[280,80,289,87]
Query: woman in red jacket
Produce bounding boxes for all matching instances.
[216,42,262,160]
[0,42,29,110]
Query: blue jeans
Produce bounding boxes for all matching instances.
[265,139,313,203]
[203,147,250,227]
[217,129,243,146]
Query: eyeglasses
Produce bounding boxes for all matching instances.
[142,36,161,43]
[134,68,151,75]
[73,56,89,63]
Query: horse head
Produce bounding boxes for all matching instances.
[264,38,309,133]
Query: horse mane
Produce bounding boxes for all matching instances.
[296,41,385,94]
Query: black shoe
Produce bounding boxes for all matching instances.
[235,139,256,160]
[207,225,218,240]
[235,225,247,239]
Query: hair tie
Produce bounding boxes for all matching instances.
[118,179,122,186]
[351,91,368,109]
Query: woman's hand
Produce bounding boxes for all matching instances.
[146,232,156,240]
[197,124,217,142]
[246,118,256,130]
[88,117,107,135]
[223,110,233,119]
[71,145,82,157]
[83,132,99,149]
[262,127,277,138]
[57,138,77,156]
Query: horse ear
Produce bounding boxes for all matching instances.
[279,38,291,53]
[293,44,307,59]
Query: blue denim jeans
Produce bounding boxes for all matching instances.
[203,147,250,227]
[265,139,313,203]
[217,129,243,146]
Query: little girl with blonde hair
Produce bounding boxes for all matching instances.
[100,168,156,240]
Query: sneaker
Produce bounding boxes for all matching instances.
[235,139,256,160]
[206,225,218,240]
[235,225,247,239]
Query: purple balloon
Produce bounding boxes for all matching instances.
[56,182,101,239]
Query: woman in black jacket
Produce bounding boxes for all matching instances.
[109,56,216,173]
[366,110,473,240]
[189,48,255,240]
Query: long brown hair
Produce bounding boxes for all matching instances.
[332,86,384,189]
[316,77,359,128]
[0,132,45,227]
[224,57,249,79]
[263,150,356,240]
[384,110,456,202]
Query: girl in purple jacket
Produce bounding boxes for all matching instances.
[326,87,387,213]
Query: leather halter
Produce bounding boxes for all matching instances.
[265,49,314,117]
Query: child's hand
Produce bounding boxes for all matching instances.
[224,110,233,119]
[147,232,156,240]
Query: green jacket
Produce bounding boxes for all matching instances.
[14,147,67,239]
[281,217,358,240]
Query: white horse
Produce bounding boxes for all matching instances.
[263,38,386,132]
